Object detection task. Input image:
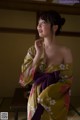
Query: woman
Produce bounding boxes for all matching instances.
[19,10,73,120]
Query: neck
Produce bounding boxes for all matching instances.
[43,35,56,47]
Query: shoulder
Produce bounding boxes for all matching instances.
[60,46,72,55]
[24,45,36,59]
[59,45,73,63]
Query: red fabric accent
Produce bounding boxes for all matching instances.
[60,84,70,93]
[60,85,70,110]
[64,93,70,110]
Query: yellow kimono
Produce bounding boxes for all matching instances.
[19,46,73,120]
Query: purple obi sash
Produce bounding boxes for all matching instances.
[31,70,60,120]
[33,70,60,92]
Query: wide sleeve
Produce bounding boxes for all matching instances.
[19,46,36,87]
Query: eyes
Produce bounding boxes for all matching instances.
[37,20,47,27]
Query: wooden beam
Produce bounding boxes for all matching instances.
[0,27,80,37]
[0,27,36,34]
[46,0,53,2]
[60,31,80,37]
[0,0,80,15]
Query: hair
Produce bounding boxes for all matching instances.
[38,10,65,35]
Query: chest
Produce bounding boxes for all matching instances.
[44,48,63,65]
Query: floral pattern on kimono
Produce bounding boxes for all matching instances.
[19,46,73,120]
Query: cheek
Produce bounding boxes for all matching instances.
[43,26,51,34]
[44,24,51,30]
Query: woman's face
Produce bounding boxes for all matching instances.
[37,19,52,38]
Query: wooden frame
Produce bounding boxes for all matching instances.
[0,1,80,37]
[0,27,80,37]
[0,0,80,15]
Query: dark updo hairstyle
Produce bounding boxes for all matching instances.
[38,10,65,35]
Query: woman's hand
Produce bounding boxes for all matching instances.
[19,74,25,87]
[31,39,44,67]
[35,39,44,57]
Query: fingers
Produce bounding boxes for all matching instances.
[34,39,44,56]
[35,39,43,47]
[19,74,25,87]
[19,79,25,87]
[35,39,43,43]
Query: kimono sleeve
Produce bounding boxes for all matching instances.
[19,46,36,86]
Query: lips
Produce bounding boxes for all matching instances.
[38,30,43,34]
[38,29,43,33]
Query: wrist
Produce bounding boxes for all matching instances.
[36,52,42,58]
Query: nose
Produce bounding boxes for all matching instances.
[37,23,41,30]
